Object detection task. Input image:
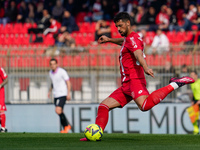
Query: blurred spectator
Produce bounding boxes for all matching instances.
[95,20,111,41]
[119,0,132,14]
[43,18,61,35]
[185,25,200,45]
[26,2,36,23]
[145,6,156,25]
[193,5,200,30]
[35,2,44,23]
[52,0,64,22]
[148,28,170,55]
[92,0,103,21]
[160,61,176,74]
[55,32,76,49]
[138,28,153,52]
[60,11,79,33]
[181,64,190,74]
[54,31,86,55]
[155,5,169,31]
[102,0,112,20]
[180,3,197,31]
[129,2,138,26]
[167,7,179,31]
[79,0,90,12]
[135,6,146,25]
[17,1,28,23]
[65,0,76,16]
[28,9,50,34]
[4,0,18,23]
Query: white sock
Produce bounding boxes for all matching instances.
[170,82,179,90]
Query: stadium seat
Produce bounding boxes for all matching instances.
[111,31,121,38]
[75,12,87,23]
[193,53,200,65]
[89,55,97,66]
[176,31,186,43]
[63,55,73,67]
[13,23,23,34]
[2,24,13,34]
[110,22,118,32]
[70,77,83,99]
[166,31,176,43]
[43,34,55,45]
[79,22,92,33]
[172,54,186,66]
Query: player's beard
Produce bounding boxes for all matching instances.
[120,27,128,37]
[120,30,127,36]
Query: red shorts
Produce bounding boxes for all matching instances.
[0,93,6,111]
[109,79,149,107]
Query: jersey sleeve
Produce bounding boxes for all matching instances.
[125,35,143,53]
[0,68,7,80]
[62,69,70,81]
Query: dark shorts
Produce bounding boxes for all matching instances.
[109,79,149,107]
[54,96,66,109]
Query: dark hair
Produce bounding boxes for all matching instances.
[191,70,198,75]
[50,58,58,64]
[113,12,131,23]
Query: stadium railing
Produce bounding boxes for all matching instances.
[1,44,199,104]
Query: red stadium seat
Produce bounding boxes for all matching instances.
[75,12,87,23]
[13,23,23,34]
[63,55,73,67]
[111,31,121,38]
[89,55,97,66]
[186,54,192,66]
[110,22,118,32]
[2,24,13,34]
[43,34,55,45]
[175,31,186,43]
[166,31,176,43]
[172,54,186,66]
[79,22,92,33]
[193,53,200,65]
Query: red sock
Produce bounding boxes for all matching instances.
[142,85,174,111]
[95,104,109,131]
[0,112,6,128]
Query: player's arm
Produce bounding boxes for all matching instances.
[0,77,8,89]
[66,80,71,100]
[133,49,154,78]
[98,35,124,46]
[48,83,53,98]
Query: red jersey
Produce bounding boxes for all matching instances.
[0,67,7,100]
[119,32,146,83]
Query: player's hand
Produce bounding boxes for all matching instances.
[98,35,110,44]
[66,94,71,101]
[0,84,2,89]
[144,68,154,78]
[196,100,200,105]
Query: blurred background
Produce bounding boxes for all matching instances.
[0,0,199,133]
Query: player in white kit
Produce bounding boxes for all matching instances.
[48,58,72,133]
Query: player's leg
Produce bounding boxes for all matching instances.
[54,97,71,133]
[80,87,132,141]
[0,110,7,132]
[135,76,194,111]
[95,97,121,131]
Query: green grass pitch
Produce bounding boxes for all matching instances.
[0,133,200,150]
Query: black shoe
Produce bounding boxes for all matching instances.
[0,127,7,132]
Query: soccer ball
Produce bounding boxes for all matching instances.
[84,124,103,141]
